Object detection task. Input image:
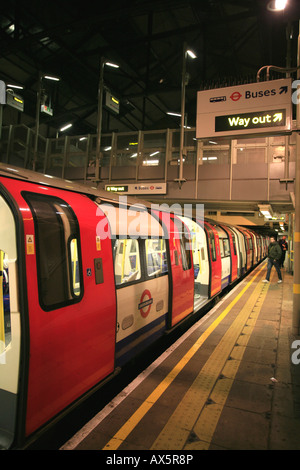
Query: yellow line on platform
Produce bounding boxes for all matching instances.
[102,263,266,451]
[150,272,269,450]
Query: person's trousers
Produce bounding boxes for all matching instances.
[266,258,282,281]
[280,251,286,267]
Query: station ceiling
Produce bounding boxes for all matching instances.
[1,0,300,138]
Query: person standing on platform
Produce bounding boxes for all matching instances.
[263,236,282,284]
[279,235,288,268]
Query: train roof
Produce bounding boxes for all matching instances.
[0,163,148,208]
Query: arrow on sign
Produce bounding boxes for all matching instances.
[273,112,283,122]
[279,86,288,94]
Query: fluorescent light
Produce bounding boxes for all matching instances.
[60,123,72,132]
[167,111,181,117]
[260,211,272,219]
[267,0,287,11]
[44,75,60,81]
[105,62,119,68]
[7,83,24,90]
[187,49,197,59]
[275,0,287,10]
[150,151,160,156]
[258,204,273,220]
[143,160,159,166]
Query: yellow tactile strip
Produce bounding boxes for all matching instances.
[151,275,269,450]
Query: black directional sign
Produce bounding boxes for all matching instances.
[215,109,286,133]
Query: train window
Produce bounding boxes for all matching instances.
[219,240,224,258]
[23,193,83,310]
[209,233,217,262]
[180,234,192,271]
[0,251,11,352]
[223,239,230,257]
[70,238,80,296]
[173,218,192,271]
[145,239,168,277]
[113,239,141,286]
[232,235,237,255]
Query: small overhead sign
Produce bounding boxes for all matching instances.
[6,91,24,112]
[196,78,292,138]
[41,104,53,116]
[104,91,119,114]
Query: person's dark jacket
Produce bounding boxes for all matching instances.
[268,242,282,261]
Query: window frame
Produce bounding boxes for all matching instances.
[22,191,83,311]
[112,236,169,289]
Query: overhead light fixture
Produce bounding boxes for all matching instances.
[167,111,181,117]
[143,159,159,166]
[187,49,197,59]
[105,62,119,68]
[7,83,24,90]
[44,75,60,81]
[267,0,288,11]
[60,123,72,132]
[258,204,273,219]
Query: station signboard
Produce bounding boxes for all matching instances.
[196,78,292,139]
[6,90,24,112]
[105,183,167,195]
[41,104,53,116]
[105,91,119,114]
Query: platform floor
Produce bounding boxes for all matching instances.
[61,261,300,451]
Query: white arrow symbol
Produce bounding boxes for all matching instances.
[273,112,283,122]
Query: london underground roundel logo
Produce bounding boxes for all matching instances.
[230,91,242,101]
[138,289,153,318]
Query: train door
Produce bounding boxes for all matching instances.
[231,226,246,277]
[238,227,251,270]
[245,230,256,265]
[179,216,209,311]
[0,191,22,450]
[214,226,231,289]
[156,211,194,327]
[221,225,238,282]
[204,222,222,297]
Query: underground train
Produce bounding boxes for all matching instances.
[0,164,267,449]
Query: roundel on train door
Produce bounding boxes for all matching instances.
[138,289,153,318]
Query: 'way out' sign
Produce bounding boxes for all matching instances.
[196,78,292,139]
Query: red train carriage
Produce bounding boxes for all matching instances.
[0,164,266,449]
[0,175,117,447]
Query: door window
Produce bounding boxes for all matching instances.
[0,251,11,353]
[23,193,83,310]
